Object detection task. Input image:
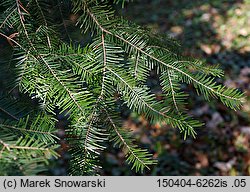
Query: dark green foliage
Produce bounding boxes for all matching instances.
[0,0,244,175]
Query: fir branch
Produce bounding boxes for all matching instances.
[0,107,19,121]
[0,0,244,175]
[166,69,179,112]
[103,107,156,172]
[33,0,52,48]
[76,2,243,110]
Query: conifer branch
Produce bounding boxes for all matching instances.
[0,7,16,29]
[167,69,179,112]
[0,0,244,175]
[79,2,243,109]
[0,124,55,137]
[33,0,51,48]
[105,110,150,170]
[0,108,19,121]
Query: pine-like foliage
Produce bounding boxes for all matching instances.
[0,0,244,175]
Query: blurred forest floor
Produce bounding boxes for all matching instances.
[99,0,250,176]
